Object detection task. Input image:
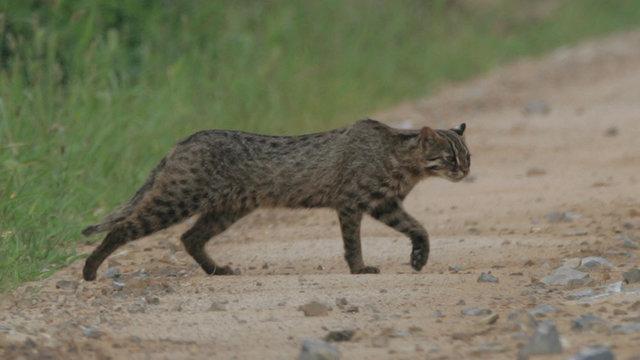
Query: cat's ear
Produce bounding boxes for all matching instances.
[418,126,441,147]
[452,123,466,136]
[419,126,437,141]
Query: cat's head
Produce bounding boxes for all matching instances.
[417,123,470,182]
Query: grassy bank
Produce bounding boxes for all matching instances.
[2,0,640,290]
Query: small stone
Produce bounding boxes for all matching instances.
[529,304,557,317]
[542,266,589,286]
[482,313,499,325]
[571,314,607,332]
[324,330,355,342]
[564,229,589,237]
[335,298,348,307]
[611,322,640,334]
[55,280,79,290]
[145,296,160,305]
[112,280,125,291]
[477,272,498,283]
[618,234,639,249]
[81,326,103,339]
[105,267,121,279]
[432,310,445,318]
[523,100,550,116]
[545,211,581,223]
[209,302,226,311]
[526,167,546,177]
[461,307,492,316]
[519,320,562,357]
[578,257,613,270]
[448,264,463,273]
[565,288,596,300]
[298,339,339,360]
[569,346,614,360]
[604,126,618,137]
[622,268,640,284]
[344,306,359,313]
[127,301,146,314]
[298,301,331,317]
[456,299,466,306]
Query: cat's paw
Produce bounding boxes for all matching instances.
[410,247,428,271]
[353,265,380,274]
[213,265,238,275]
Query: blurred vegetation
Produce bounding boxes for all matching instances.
[2,0,640,290]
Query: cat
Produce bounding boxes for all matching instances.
[82,119,470,280]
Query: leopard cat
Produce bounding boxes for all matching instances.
[81,119,470,281]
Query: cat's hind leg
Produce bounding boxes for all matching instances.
[181,209,249,275]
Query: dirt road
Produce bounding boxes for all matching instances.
[2,31,640,359]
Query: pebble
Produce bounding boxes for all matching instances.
[461,307,492,316]
[112,280,125,291]
[618,234,639,249]
[571,314,607,332]
[298,301,331,317]
[545,211,581,223]
[482,313,499,325]
[523,100,551,116]
[566,288,596,300]
[448,264,463,273]
[209,302,227,311]
[105,267,121,279]
[622,268,640,284]
[611,322,640,334]
[578,257,613,270]
[127,301,146,314]
[81,326,103,339]
[528,304,557,317]
[518,320,562,357]
[145,296,160,305]
[526,167,547,177]
[542,266,589,286]
[298,339,339,360]
[603,126,619,137]
[569,346,614,360]
[477,272,498,283]
[55,280,79,290]
[324,330,355,342]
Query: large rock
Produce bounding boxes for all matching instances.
[518,321,562,357]
[542,266,589,286]
[299,339,339,360]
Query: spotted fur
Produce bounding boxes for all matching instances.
[82,119,470,280]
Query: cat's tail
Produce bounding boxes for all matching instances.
[81,156,169,237]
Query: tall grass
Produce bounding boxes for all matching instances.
[2,0,640,290]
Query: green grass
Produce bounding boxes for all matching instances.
[2,0,640,290]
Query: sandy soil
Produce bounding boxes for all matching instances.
[2,31,640,360]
